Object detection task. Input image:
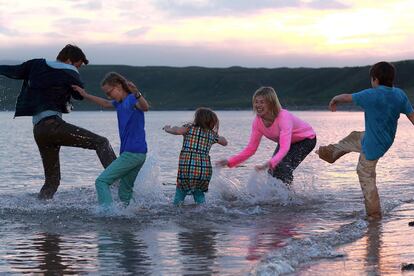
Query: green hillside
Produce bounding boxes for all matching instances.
[1,60,414,111]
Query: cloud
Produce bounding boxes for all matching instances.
[70,0,103,10]
[0,26,20,36]
[81,43,414,68]
[305,0,350,10]
[50,17,92,37]
[125,26,151,36]
[53,17,91,29]
[43,32,68,39]
[0,42,412,68]
[153,0,350,17]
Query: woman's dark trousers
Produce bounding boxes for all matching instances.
[269,137,316,186]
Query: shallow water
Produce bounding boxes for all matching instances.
[0,110,413,275]
[297,203,414,275]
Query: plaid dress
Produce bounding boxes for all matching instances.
[177,126,219,192]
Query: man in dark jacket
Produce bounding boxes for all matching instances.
[0,44,116,199]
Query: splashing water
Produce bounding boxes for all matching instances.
[2,111,414,275]
[209,167,320,207]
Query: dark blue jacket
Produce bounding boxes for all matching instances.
[0,59,84,117]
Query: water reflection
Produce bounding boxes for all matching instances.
[365,220,382,274]
[298,219,385,275]
[97,228,152,275]
[34,233,75,274]
[177,224,218,276]
[246,224,296,261]
[9,232,79,274]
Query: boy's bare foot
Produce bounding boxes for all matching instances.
[316,145,347,164]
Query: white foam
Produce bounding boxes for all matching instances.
[247,196,407,275]
[251,219,368,275]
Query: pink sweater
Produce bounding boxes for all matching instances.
[227,109,316,168]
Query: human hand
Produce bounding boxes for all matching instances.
[162,125,171,132]
[216,159,229,167]
[254,162,269,171]
[328,96,338,112]
[71,85,88,97]
[127,81,139,93]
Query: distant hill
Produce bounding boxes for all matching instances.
[1,60,414,111]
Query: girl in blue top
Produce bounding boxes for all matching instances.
[72,72,149,208]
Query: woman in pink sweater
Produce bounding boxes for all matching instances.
[217,87,316,186]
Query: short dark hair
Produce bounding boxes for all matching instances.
[369,61,395,87]
[56,44,89,65]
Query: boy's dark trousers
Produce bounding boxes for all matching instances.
[33,116,116,199]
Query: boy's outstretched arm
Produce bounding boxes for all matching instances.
[407,112,414,126]
[329,94,353,112]
[162,125,188,135]
[71,85,113,108]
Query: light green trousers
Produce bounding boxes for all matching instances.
[318,131,381,219]
[95,152,146,207]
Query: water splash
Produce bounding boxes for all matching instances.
[131,156,169,208]
[208,168,322,207]
[0,156,371,223]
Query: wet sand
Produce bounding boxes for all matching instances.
[297,202,414,275]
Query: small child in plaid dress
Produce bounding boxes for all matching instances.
[163,107,227,205]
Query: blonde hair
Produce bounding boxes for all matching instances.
[252,86,282,117]
[193,107,219,133]
[101,72,132,94]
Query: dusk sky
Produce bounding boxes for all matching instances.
[0,0,413,68]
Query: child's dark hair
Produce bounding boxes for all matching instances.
[101,72,132,93]
[56,44,89,65]
[369,61,395,87]
[193,107,219,132]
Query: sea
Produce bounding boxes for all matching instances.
[0,110,414,275]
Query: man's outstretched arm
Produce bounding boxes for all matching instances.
[0,60,33,80]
